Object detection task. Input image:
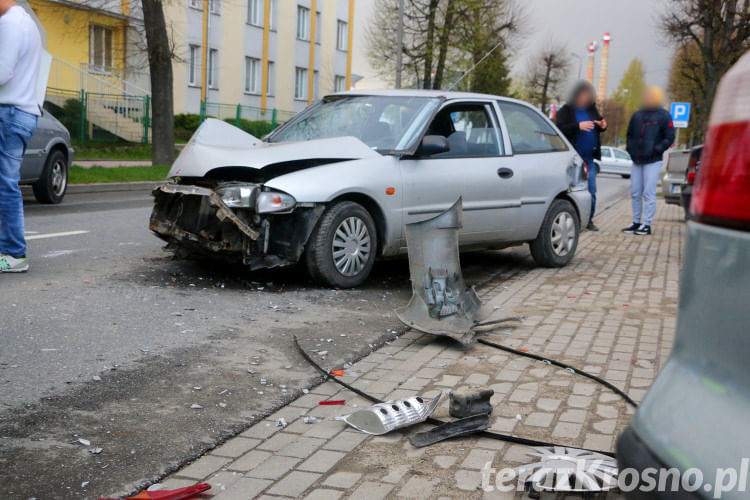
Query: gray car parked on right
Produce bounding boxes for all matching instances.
[616,50,750,499]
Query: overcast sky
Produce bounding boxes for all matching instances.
[353,0,674,95]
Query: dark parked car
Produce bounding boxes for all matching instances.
[680,144,704,219]
[616,51,750,499]
[19,109,73,204]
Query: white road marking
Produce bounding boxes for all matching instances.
[26,230,89,241]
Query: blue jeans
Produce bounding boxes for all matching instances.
[0,105,37,258]
[630,161,662,225]
[587,161,597,219]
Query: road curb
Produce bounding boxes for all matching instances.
[66,181,161,194]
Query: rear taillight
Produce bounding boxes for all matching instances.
[690,51,750,230]
[686,156,698,185]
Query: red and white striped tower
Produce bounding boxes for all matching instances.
[586,41,597,84]
[597,32,611,101]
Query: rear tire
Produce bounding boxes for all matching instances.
[304,201,377,288]
[32,149,68,204]
[529,199,580,268]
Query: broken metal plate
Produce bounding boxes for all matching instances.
[335,393,442,435]
[449,389,494,418]
[517,446,618,495]
[395,198,490,345]
[409,413,490,448]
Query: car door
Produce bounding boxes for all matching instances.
[399,100,520,244]
[20,111,51,183]
[495,100,577,241]
[613,148,633,173]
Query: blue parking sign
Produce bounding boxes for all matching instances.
[671,102,691,128]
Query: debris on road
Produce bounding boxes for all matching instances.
[89,447,103,454]
[189,404,203,409]
[449,389,494,418]
[78,438,91,446]
[335,393,443,435]
[517,447,618,495]
[329,369,344,377]
[409,414,490,448]
[304,416,316,424]
[98,482,211,500]
[318,400,345,405]
[276,418,287,428]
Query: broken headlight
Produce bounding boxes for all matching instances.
[217,185,255,208]
[256,191,296,213]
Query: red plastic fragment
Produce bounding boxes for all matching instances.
[330,369,344,377]
[318,400,345,405]
[99,483,210,500]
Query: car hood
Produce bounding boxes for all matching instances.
[168,118,381,178]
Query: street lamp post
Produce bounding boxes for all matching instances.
[395,0,404,89]
[570,52,583,80]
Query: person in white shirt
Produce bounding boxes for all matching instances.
[0,0,42,272]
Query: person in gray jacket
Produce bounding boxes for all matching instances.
[0,0,42,272]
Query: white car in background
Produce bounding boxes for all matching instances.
[595,146,633,178]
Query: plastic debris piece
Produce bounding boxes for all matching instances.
[319,400,345,405]
[192,386,201,390]
[302,389,309,394]
[409,414,490,448]
[449,389,494,418]
[276,418,287,427]
[93,375,102,381]
[218,402,227,408]
[98,482,211,499]
[189,404,203,409]
[82,481,89,488]
[90,448,103,454]
[330,369,344,377]
[318,351,328,356]
[78,438,91,446]
[336,393,443,435]
[304,416,316,424]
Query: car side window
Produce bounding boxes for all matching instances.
[601,147,612,158]
[614,149,630,160]
[425,103,503,158]
[497,101,567,154]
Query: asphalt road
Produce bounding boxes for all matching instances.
[0,175,630,499]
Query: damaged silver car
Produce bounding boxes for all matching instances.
[150,90,590,288]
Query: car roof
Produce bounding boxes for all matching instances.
[326,89,533,107]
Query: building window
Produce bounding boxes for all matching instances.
[315,11,321,43]
[189,0,201,9]
[267,61,275,95]
[89,24,113,70]
[244,57,260,93]
[188,44,200,85]
[208,48,218,88]
[334,75,346,92]
[296,6,310,40]
[294,67,307,99]
[336,20,347,50]
[209,0,220,14]
[247,0,261,25]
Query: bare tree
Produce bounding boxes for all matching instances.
[660,0,750,134]
[525,44,571,114]
[140,0,175,165]
[366,0,523,90]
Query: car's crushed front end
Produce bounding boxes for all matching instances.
[150,181,324,269]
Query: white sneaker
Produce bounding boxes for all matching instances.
[0,254,29,273]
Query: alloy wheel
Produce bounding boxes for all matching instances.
[332,216,371,277]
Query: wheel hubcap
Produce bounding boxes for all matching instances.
[550,212,576,256]
[51,161,66,196]
[332,216,371,277]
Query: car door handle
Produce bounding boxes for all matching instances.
[497,167,514,179]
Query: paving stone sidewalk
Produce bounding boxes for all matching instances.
[159,197,684,499]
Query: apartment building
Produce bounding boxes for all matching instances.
[165,0,355,115]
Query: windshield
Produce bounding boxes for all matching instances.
[267,95,441,152]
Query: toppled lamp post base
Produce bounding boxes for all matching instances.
[395,198,490,345]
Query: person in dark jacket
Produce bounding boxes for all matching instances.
[556,81,607,231]
[622,86,675,236]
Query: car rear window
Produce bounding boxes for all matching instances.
[497,101,567,154]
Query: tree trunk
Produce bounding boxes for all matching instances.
[432,0,455,89]
[421,0,439,89]
[141,0,175,165]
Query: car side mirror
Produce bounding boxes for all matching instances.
[416,135,450,156]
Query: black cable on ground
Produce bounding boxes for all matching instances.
[476,337,638,408]
[293,336,616,458]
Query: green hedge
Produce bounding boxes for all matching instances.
[224,118,277,138]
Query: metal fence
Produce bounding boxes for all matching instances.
[200,102,296,128]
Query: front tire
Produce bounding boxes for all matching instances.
[529,199,580,267]
[304,201,377,288]
[32,149,68,204]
